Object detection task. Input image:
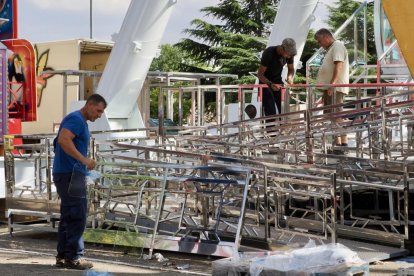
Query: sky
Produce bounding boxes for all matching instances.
[18,0,331,45]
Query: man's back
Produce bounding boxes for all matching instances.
[53,110,89,174]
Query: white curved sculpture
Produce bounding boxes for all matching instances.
[269,0,319,73]
[97,0,177,128]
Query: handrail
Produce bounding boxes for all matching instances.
[377,40,398,62]
[375,39,410,84]
[333,1,368,37]
[288,82,414,89]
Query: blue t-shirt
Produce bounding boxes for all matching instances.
[53,110,90,175]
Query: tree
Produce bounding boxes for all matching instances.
[300,0,376,86]
[176,0,279,82]
[149,44,192,121]
[297,29,320,78]
[150,44,184,72]
[326,0,376,63]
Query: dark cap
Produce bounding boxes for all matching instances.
[282,38,297,56]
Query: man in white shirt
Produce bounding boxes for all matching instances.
[315,28,349,149]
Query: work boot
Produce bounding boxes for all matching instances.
[65,258,94,270]
[55,256,65,267]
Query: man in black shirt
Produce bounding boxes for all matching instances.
[257,38,296,118]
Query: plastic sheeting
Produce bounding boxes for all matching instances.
[212,242,367,276]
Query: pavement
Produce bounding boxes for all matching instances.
[0,223,212,275]
[1,222,414,275]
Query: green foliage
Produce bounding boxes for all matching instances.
[201,0,278,37]
[149,45,195,122]
[148,85,193,124]
[150,43,215,73]
[149,0,378,123]
[297,30,320,77]
[175,0,279,78]
[299,1,377,84]
[326,0,376,63]
[150,44,184,72]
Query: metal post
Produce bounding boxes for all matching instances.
[197,86,202,126]
[63,75,68,117]
[79,75,85,100]
[363,2,368,88]
[305,87,314,163]
[191,90,196,126]
[143,79,150,128]
[404,164,409,240]
[239,86,245,122]
[331,173,337,243]
[354,17,358,67]
[356,88,362,158]
[45,138,52,200]
[381,97,389,160]
[167,77,174,120]
[158,87,165,140]
[178,88,183,126]
[264,166,269,240]
[284,87,290,114]
[233,171,251,255]
[216,78,222,126]
[149,168,168,258]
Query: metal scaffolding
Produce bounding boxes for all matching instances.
[3,81,414,258]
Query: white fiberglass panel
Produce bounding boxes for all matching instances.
[268,0,319,68]
[97,0,177,122]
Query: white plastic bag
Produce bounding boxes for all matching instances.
[250,242,365,276]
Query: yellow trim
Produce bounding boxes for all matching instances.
[3,135,15,150]
[383,0,414,78]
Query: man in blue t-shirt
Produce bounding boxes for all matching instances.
[258,38,296,120]
[53,94,106,270]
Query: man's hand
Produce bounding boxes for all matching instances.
[285,77,293,85]
[269,83,282,91]
[82,157,96,170]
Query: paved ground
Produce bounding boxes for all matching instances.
[0,224,212,275]
[1,223,414,275]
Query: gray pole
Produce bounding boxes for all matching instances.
[90,0,93,39]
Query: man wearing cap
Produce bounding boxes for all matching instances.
[257,38,296,120]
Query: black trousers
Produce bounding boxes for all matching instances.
[53,173,87,261]
[262,87,281,116]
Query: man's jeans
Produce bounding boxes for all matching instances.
[53,173,87,260]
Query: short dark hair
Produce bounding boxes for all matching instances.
[315,28,333,39]
[86,94,107,108]
[245,104,257,119]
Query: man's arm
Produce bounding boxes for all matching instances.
[58,128,96,170]
[258,64,281,91]
[286,63,294,85]
[328,61,344,96]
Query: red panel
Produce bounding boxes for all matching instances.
[3,39,37,121]
[13,0,18,39]
[8,118,22,153]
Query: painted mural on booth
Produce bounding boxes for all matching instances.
[35,45,54,107]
